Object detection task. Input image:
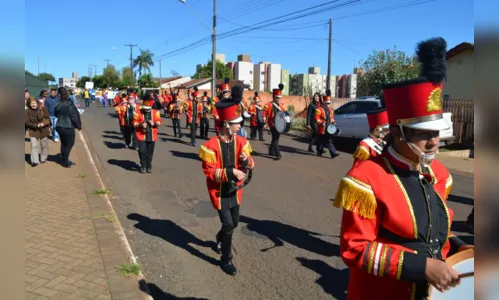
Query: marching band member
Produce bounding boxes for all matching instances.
[168,94,183,138]
[263,84,286,160]
[133,94,162,173]
[248,92,264,141]
[333,37,472,300]
[306,92,322,152]
[351,108,389,167]
[211,89,221,134]
[121,93,139,149]
[184,89,193,129]
[200,92,211,139]
[314,91,340,158]
[187,88,203,146]
[198,85,255,276]
[214,78,231,134]
[115,93,127,137]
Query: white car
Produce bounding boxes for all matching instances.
[333,99,455,145]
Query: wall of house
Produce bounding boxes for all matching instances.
[253,64,265,91]
[443,50,474,100]
[267,64,282,91]
[235,61,254,89]
[281,70,290,95]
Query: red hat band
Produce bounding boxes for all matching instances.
[221,84,231,92]
[367,110,389,129]
[323,95,331,102]
[272,89,282,97]
[218,104,241,123]
[254,96,260,101]
[384,81,443,126]
[143,99,154,107]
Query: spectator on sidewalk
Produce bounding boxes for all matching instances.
[55,87,82,168]
[45,88,60,142]
[25,98,51,166]
[83,88,91,107]
[38,90,48,108]
[25,90,31,110]
[69,90,78,107]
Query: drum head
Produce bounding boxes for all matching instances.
[428,249,474,300]
[275,111,286,133]
[257,110,264,124]
[327,124,337,135]
[243,111,251,119]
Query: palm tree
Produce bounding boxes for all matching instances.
[133,49,154,78]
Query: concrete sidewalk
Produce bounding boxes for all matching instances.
[25,134,150,300]
[438,155,474,175]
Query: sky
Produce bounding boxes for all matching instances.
[24,0,475,81]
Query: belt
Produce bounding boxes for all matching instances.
[378,227,441,259]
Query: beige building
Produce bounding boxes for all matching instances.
[443,42,474,100]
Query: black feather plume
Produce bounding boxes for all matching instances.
[254,91,258,97]
[278,83,284,91]
[231,85,243,104]
[194,86,199,92]
[224,77,230,84]
[326,89,331,97]
[416,37,447,84]
[203,91,208,96]
[379,90,385,108]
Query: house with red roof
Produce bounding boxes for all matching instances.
[443,42,474,100]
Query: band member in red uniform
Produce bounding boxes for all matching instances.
[213,78,231,133]
[185,88,202,146]
[248,92,264,141]
[198,85,255,276]
[115,94,127,136]
[200,92,211,139]
[168,94,183,138]
[184,89,193,129]
[333,37,472,300]
[121,93,139,149]
[351,108,389,167]
[133,95,162,173]
[314,91,339,158]
[263,84,286,160]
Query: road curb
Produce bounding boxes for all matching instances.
[78,130,154,300]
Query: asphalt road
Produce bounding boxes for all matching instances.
[80,103,474,300]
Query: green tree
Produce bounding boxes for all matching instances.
[76,76,91,88]
[91,75,106,88]
[103,65,120,88]
[37,72,56,83]
[193,60,233,80]
[137,74,159,88]
[121,67,136,87]
[133,49,154,78]
[356,46,419,97]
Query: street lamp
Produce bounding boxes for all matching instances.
[179,0,217,100]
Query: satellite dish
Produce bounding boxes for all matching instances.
[171,70,180,76]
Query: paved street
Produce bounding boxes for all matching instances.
[80,104,474,300]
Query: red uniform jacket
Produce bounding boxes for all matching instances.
[334,146,458,300]
[248,104,263,127]
[199,135,255,210]
[263,102,286,128]
[183,100,202,124]
[352,136,385,168]
[168,102,183,119]
[115,103,127,126]
[212,97,221,131]
[183,99,192,119]
[132,109,162,141]
[120,103,139,128]
[314,106,335,135]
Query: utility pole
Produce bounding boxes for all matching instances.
[326,19,332,91]
[37,57,40,75]
[90,64,98,76]
[212,0,217,99]
[125,44,137,83]
[159,59,162,89]
[104,59,112,66]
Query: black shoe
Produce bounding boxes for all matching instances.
[317,152,323,157]
[146,167,152,173]
[129,146,136,150]
[31,163,38,167]
[62,162,71,168]
[68,161,76,166]
[274,155,282,161]
[465,220,474,234]
[214,241,222,254]
[308,147,314,153]
[259,139,265,141]
[220,260,237,276]
[331,153,340,158]
[139,167,146,173]
[40,160,46,164]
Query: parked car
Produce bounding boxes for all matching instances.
[333,98,455,145]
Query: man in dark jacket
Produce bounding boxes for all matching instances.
[44,88,60,142]
[306,93,321,152]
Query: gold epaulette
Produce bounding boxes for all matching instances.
[199,145,217,164]
[445,174,453,200]
[333,175,377,219]
[315,108,322,115]
[242,141,252,158]
[352,146,370,161]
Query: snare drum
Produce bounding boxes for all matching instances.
[326,123,341,136]
[243,111,252,120]
[428,248,474,300]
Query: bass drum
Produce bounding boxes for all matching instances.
[256,108,264,126]
[327,123,341,136]
[275,111,291,133]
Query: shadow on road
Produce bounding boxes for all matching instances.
[139,280,209,300]
[239,215,339,257]
[107,112,118,119]
[296,257,348,300]
[170,150,201,161]
[250,151,275,160]
[103,130,121,135]
[103,141,126,149]
[127,213,219,266]
[107,159,139,171]
[447,194,473,206]
[263,143,316,157]
[160,137,192,146]
[102,134,123,140]
[290,135,359,154]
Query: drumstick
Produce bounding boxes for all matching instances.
[459,271,474,278]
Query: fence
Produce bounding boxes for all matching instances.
[443,99,474,144]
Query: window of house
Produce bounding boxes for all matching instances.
[249,70,253,74]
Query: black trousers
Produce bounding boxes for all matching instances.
[200,118,209,138]
[57,127,75,163]
[216,205,240,262]
[250,125,264,140]
[189,122,198,144]
[317,134,338,157]
[138,140,155,168]
[84,98,90,107]
[172,119,182,137]
[467,207,474,223]
[308,123,318,149]
[123,126,138,148]
[269,127,281,157]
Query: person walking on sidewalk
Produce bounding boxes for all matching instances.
[83,88,91,107]
[198,85,256,276]
[55,87,82,168]
[306,92,321,153]
[133,94,162,173]
[25,98,51,166]
[45,88,60,142]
